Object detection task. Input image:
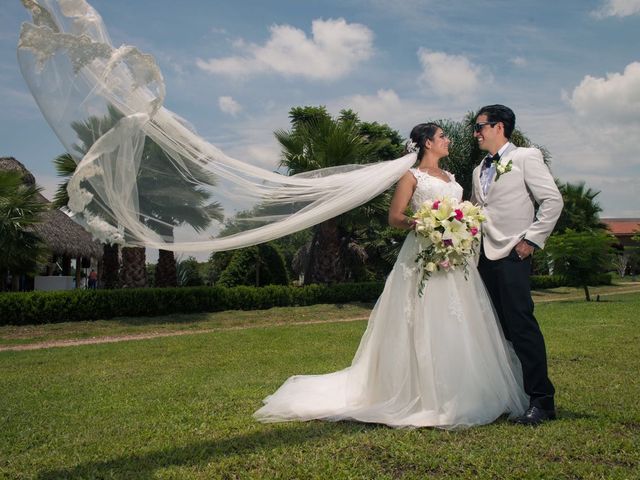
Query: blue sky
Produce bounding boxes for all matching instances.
[2,0,639,218]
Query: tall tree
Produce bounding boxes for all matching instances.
[135,140,223,287]
[545,229,615,301]
[276,107,403,283]
[533,181,606,277]
[53,151,125,288]
[53,107,125,288]
[53,107,223,288]
[555,181,606,233]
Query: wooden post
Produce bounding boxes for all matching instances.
[76,256,82,289]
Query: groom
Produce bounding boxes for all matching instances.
[470,104,563,425]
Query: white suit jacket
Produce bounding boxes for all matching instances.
[470,143,563,260]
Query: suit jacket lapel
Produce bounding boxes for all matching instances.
[486,143,516,197]
[473,164,485,202]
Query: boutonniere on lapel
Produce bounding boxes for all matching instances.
[494,159,513,180]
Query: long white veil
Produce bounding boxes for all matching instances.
[17,0,416,252]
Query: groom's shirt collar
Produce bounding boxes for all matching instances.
[496,141,512,158]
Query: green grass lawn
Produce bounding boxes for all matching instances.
[1,293,639,479]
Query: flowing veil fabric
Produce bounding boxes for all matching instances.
[16,0,416,252]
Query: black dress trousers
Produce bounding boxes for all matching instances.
[478,247,555,410]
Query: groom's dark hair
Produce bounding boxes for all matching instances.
[477,104,515,139]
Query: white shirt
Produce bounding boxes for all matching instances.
[480,142,512,196]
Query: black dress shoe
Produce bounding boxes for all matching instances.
[512,406,556,426]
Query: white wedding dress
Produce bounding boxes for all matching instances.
[254,169,529,429]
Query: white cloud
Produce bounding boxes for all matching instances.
[197,19,374,81]
[537,61,640,217]
[240,142,282,171]
[342,89,405,122]
[218,96,242,116]
[337,88,462,139]
[519,106,640,217]
[565,61,640,166]
[417,49,486,100]
[592,0,640,18]
[567,61,640,123]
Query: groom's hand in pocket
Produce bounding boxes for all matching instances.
[515,240,535,260]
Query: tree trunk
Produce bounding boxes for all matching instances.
[583,284,591,302]
[101,244,120,289]
[156,249,177,287]
[304,219,346,284]
[61,255,72,276]
[121,247,147,288]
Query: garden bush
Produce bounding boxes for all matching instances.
[2,274,608,326]
[530,274,565,289]
[0,282,384,326]
[217,244,289,287]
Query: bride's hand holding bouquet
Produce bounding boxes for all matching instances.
[412,196,485,295]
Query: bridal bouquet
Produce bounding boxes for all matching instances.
[412,196,485,296]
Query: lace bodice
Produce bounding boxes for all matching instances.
[409,168,463,211]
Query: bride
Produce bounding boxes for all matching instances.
[254,123,529,429]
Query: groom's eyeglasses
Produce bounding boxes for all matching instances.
[473,122,498,133]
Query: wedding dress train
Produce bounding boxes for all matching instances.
[254,170,528,429]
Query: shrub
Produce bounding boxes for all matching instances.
[530,275,565,289]
[177,256,204,287]
[218,243,289,287]
[0,282,384,326]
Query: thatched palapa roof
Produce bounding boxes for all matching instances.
[0,156,102,259]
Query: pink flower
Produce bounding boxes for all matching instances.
[455,209,464,220]
[443,239,453,247]
[470,227,478,236]
[439,260,450,269]
[432,200,440,209]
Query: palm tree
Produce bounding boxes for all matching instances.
[555,181,606,233]
[275,107,397,283]
[53,151,121,288]
[136,140,223,287]
[53,107,223,288]
[0,170,47,291]
[53,107,125,287]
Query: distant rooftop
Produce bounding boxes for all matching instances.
[602,218,640,236]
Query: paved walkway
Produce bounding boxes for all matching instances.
[2,285,639,352]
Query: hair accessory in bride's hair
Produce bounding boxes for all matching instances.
[405,140,418,153]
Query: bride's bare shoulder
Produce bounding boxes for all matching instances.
[400,169,419,184]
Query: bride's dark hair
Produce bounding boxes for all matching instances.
[408,122,441,161]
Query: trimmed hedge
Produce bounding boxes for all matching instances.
[0,282,384,326]
[529,273,611,290]
[0,274,604,326]
[530,275,565,289]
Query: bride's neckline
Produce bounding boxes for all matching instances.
[415,167,452,184]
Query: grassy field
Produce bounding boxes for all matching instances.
[1,290,639,479]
